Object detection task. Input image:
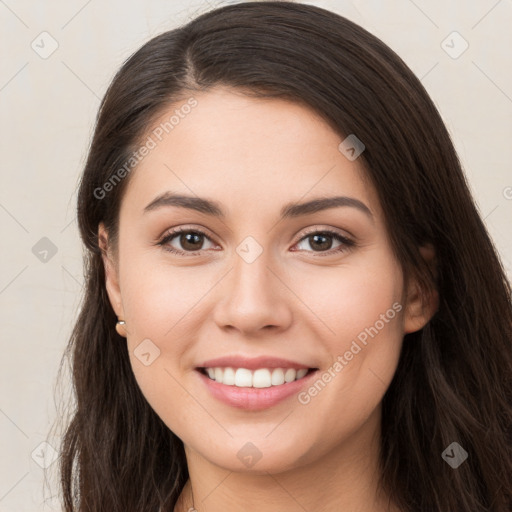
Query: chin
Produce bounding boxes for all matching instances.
[191,435,314,475]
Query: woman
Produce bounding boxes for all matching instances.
[53,2,512,511]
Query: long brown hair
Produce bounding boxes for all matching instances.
[51,2,512,510]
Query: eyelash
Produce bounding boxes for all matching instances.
[156,226,355,257]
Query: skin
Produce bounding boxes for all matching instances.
[99,86,437,512]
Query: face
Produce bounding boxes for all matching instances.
[99,86,434,474]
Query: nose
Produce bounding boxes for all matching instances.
[212,250,293,336]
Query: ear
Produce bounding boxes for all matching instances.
[98,222,125,320]
[403,243,439,334]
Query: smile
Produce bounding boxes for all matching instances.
[199,366,315,387]
[196,367,320,410]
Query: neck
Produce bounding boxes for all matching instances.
[174,406,401,512]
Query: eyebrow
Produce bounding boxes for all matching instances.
[143,191,373,221]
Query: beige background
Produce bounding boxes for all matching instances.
[0,0,511,510]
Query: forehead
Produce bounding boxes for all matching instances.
[121,86,381,223]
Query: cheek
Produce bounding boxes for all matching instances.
[291,261,404,447]
[295,254,405,419]
[295,256,404,347]
[120,254,211,340]
[119,260,204,428]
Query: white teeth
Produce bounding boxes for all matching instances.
[222,367,236,385]
[235,368,252,387]
[284,368,296,383]
[203,367,311,387]
[271,368,285,386]
[296,368,308,379]
[252,369,271,388]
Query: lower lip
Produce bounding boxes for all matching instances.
[196,369,319,410]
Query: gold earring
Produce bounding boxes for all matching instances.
[115,319,126,337]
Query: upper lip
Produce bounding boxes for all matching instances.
[197,355,318,371]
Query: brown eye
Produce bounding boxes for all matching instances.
[178,232,205,251]
[158,228,216,255]
[157,227,355,257]
[307,233,335,251]
[293,230,355,256]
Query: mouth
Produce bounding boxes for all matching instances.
[196,366,319,388]
[193,354,321,410]
[195,366,320,410]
